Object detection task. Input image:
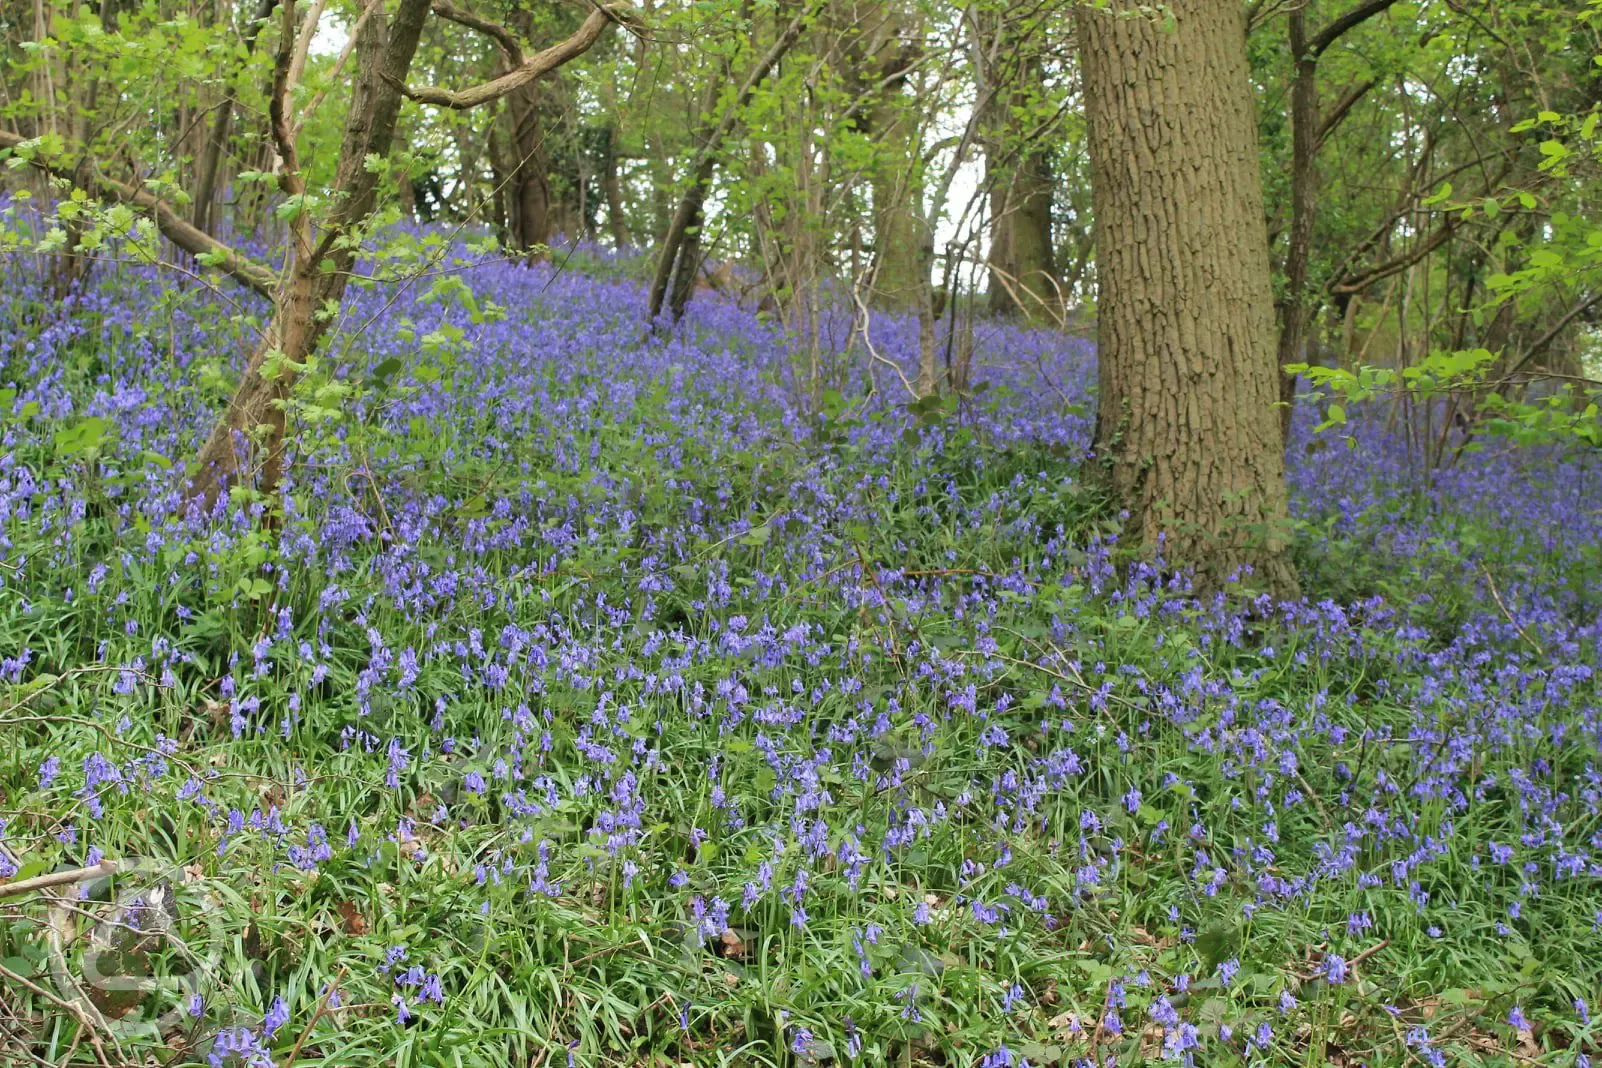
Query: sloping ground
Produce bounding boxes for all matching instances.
[0,242,1598,1066]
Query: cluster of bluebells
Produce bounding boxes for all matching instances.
[1,226,1599,1063]
[378,944,444,1023]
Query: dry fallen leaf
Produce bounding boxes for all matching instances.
[336,900,368,935]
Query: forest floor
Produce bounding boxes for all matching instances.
[1,240,1599,1067]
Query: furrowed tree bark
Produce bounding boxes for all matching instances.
[1077,0,1298,595]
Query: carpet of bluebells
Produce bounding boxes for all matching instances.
[1,231,1600,1068]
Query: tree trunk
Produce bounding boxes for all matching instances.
[1076,0,1298,595]
[487,120,511,246]
[189,0,434,508]
[987,143,1055,321]
[913,225,938,395]
[866,93,925,312]
[981,44,1055,322]
[1275,4,1317,444]
[193,0,279,235]
[504,77,551,257]
[599,123,629,247]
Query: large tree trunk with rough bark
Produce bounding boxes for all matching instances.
[1076,0,1298,595]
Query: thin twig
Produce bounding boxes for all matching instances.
[1477,563,1542,654]
[0,959,118,1068]
[282,966,348,1066]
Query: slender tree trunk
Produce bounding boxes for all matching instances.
[648,0,816,322]
[981,43,1055,322]
[1276,5,1318,444]
[599,123,629,247]
[193,0,278,235]
[1076,0,1298,595]
[488,120,511,246]
[648,138,672,245]
[913,226,938,395]
[987,144,1055,321]
[190,0,434,508]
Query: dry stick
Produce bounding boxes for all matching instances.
[0,959,117,1068]
[0,860,116,901]
[1294,769,1335,831]
[1349,937,1391,970]
[281,966,348,1067]
[1477,562,1542,654]
[1295,937,1390,980]
[1,664,157,715]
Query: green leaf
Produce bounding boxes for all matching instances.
[53,416,110,456]
[896,943,945,977]
[1,956,36,978]
[1195,923,1240,971]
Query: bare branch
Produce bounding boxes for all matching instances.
[295,0,379,135]
[1309,0,1399,57]
[1315,78,1376,150]
[0,131,278,298]
[402,3,635,110]
[285,0,329,94]
[1503,292,1602,378]
[1330,217,1460,295]
[431,0,523,64]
